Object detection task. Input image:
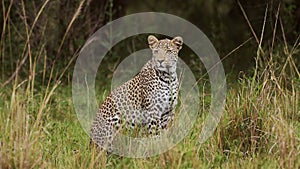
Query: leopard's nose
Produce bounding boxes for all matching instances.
[157,60,164,64]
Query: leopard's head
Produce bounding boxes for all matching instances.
[148,35,183,74]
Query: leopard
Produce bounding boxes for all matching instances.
[90,35,183,151]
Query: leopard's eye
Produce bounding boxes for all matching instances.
[166,49,172,53]
[153,50,159,54]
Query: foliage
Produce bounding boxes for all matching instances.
[0,0,300,168]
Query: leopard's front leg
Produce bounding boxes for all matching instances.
[160,109,175,130]
[146,111,163,137]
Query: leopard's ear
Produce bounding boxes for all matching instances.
[171,36,183,50]
[148,35,159,49]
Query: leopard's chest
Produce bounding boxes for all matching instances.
[151,76,178,113]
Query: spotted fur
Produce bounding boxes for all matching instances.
[90,35,183,150]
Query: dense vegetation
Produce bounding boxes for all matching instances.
[0,0,299,168]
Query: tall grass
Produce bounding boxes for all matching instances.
[0,0,85,168]
[0,1,300,168]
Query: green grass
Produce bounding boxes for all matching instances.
[0,67,299,168]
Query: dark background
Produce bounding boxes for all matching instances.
[1,0,299,85]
